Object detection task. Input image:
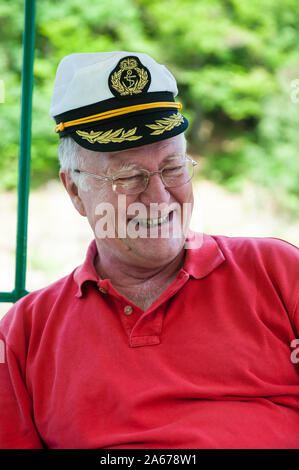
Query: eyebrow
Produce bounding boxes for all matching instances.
[108,153,185,175]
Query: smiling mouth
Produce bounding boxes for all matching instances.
[129,210,174,228]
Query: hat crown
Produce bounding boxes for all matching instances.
[50,51,178,118]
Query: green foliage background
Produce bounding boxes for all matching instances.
[1,0,299,216]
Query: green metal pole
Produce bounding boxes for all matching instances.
[0,293,15,302]
[13,0,36,301]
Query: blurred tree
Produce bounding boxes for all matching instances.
[0,0,299,215]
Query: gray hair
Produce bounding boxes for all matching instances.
[57,137,91,191]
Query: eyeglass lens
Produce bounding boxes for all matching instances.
[112,160,194,194]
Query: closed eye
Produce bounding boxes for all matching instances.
[163,165,185,173]
[115,174,143,182]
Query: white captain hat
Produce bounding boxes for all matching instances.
[50,51,188,152]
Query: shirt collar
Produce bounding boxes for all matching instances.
[182,231,225,279]
[73,231,226,297]
[73,240,99,297]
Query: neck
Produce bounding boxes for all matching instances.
[94,243,185,291]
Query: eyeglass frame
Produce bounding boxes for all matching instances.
[72,154,198,195]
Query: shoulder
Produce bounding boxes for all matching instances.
[210,234,299,311]
[0,270,77,348]
[205,234,298,321]
[205,234,299,294]
[211,234,299,265]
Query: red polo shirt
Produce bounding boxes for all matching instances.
[0,232,298,449]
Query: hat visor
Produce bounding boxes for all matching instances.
[67,110,188,152]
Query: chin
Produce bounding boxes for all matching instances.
[131,235,185,263]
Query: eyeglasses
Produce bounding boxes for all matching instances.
[73,155,198,195]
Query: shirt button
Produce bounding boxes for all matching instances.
[123,305,133,315]
[98,287,108,294]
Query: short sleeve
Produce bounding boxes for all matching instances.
[0,305,44,449]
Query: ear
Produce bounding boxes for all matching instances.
[59,170,87,217]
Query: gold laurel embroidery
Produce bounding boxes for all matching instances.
[110,70,126,95]
[146,113,184,135]
[133,67,149,94]
[110,61,149,96]
[76,127,142,144]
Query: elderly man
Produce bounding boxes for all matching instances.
[0,52,298,449]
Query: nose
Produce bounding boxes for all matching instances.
[138,172,170,206]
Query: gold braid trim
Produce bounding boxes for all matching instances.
[55,102,182,133]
